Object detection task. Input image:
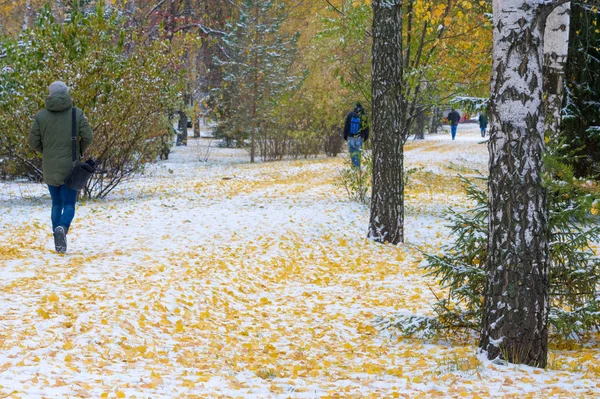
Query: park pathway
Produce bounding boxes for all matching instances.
[0,126,599,398]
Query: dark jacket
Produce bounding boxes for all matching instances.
[448,110,461,126]
[28,93,94,186]
[479,114,488,129]
[343,112,369,141]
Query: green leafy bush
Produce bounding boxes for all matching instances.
[335,150,373,204]
[0,4,183,198]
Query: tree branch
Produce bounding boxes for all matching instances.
[145,0,171,19]
[323,0,372,37]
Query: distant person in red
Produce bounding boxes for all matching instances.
[447,108,461,140]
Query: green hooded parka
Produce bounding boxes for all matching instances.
[28,93,94,187]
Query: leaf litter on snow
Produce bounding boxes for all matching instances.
[0,126,599,398]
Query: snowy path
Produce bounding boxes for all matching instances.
[1,127,599,398]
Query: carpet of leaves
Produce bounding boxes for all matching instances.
[0,127,599,398]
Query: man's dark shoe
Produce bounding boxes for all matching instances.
[54,226,67,253]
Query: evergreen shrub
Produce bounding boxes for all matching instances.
[377,161,600,341]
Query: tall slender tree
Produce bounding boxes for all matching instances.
[368,0,487,244]
[213,0,300,162]
[369,0,404,244]
[544,2,571,137]
[480,0,570,368]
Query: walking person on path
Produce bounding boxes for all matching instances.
[479,111,488,137]
[28,81,93,253]
[447,108,461,140]
[343,103,369,168]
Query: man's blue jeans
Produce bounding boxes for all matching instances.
[48,185,78,233]
[348,136,363,167]
[451,124,458,140]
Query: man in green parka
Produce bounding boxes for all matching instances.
[28,81,93,253]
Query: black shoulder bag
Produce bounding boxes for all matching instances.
[64,107,98,191]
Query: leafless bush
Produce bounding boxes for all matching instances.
[324,126,344,157]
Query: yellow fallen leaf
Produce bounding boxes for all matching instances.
[37,308,50,319]
[182,379,195,388]
[260,297,271,305]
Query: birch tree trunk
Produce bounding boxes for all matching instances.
[49,0,69,24]
[21,0,32,31]
[543,3,571,137]
[368,0,404,244]
[125,0,136,14]
[480,0,566,368]
[249,2,260,164]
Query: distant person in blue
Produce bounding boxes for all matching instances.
[479,110,488,137]
[343,103,369,168]
[447,108,461,140]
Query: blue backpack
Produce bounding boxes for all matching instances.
[349,115,361,136]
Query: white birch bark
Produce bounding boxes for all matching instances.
[22,0,32,31]
[126,0,136,14]
[53,0,64,22]
[481,0,568,368]
[543,2,571,136]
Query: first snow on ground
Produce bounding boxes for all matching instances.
[1,125,599,398]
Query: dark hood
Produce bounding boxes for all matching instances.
[45,93,73,112]
[353,105,364,116]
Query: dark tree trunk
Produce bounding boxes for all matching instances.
[429,107,440,134]
[415,107,425,140]
[562,1,600,177]
[249,1,260,164]
[250,60,258,163]
[194,118,200,138]
[480,0,559,368]
[368,0,404,244]
[177,111,188,146]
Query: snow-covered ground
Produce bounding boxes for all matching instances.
[1,126,599,398]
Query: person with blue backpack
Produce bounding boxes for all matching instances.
[343,103,369,168]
